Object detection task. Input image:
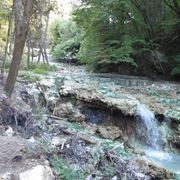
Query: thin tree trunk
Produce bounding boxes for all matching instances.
[27,39,31,69]
[38,44,45,63]
[38,50,41,63]
[8,27,15,58]
[31,46,34,62]
[1,17,12,75]
[4,0,34,97]
[43,14,50,64]
[27,30,32,69]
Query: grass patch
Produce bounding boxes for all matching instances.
[50,156,85,180]
[18,71,41,82]
[32,68,48,75]
[30,63,58,75]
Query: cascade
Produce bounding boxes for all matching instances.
[135,104,161,149]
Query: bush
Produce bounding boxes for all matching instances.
[78,35,137,71]
[30,63,58,75]
[49,19,80,63]
[50,157,85,180]
[18,71,41,82]
[171,55,180,76]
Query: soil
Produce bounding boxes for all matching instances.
[0,135,41,174]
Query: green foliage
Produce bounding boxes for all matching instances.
[50,157,85,180]
[72,0,138,71]
[71,0,180,75]
[78,35,137,71]
[171,66,180,76]
[171,56,180,75]
[18,71,41,82]
[19,63,58,78]
[0,0,12,23]
[49,19,80,62]
[0,0,12,57]
[32,68,48,75]
[101,141,127,157]
[30,63,58,75]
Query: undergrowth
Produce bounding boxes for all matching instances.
[50,156,86,180]
[30,63,58,75]
[18,71,41,82]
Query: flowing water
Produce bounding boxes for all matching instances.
[144,149,180,174]
[135,104,161,149]
[135,104,180,174]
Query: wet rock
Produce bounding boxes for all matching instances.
[115,159,148,180]
[53,102,85,122]
[172,136,180,149]
[59,84,139,116]
[146,163,172,180]
[96,126,122,140]
[19,165,55,180]
[132,159,173,180]
[47,99,57,113]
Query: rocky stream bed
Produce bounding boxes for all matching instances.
[0,63,180,180]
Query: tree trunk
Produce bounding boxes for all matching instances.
[4,0,34,97]
[31,46,34,62]
[27,30,32,69]
[1,17,12,75]
[38,44,45,63]
[43,13,50,64]
[27,39,31,69]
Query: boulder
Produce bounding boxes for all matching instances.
[59,83,139,116]
[133,159,172,180]
[96,126,122,140]
[146,163,172,179]
[19,165,55,180]
[47,99,57,113]
[0,165,55,180]
[53,102,85,122]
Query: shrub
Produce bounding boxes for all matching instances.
[49,19,80,63]
[50,157,85,180]
[171,55,180,76]
[18,71,41,82]
[78,35,137,71]
[30,63,58,75]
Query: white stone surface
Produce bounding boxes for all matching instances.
[19,165,54,180]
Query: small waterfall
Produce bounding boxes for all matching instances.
[135,104,161,149]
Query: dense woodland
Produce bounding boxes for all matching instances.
[51,0,180,78]
[0,0,179,96]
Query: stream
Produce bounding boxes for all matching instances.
[26,62,180,176]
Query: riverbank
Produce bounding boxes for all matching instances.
[0,62,179,179]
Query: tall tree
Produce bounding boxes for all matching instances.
[0,0,12,74]
[4,0,34,97]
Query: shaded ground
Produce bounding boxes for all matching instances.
[0,136,40,174]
